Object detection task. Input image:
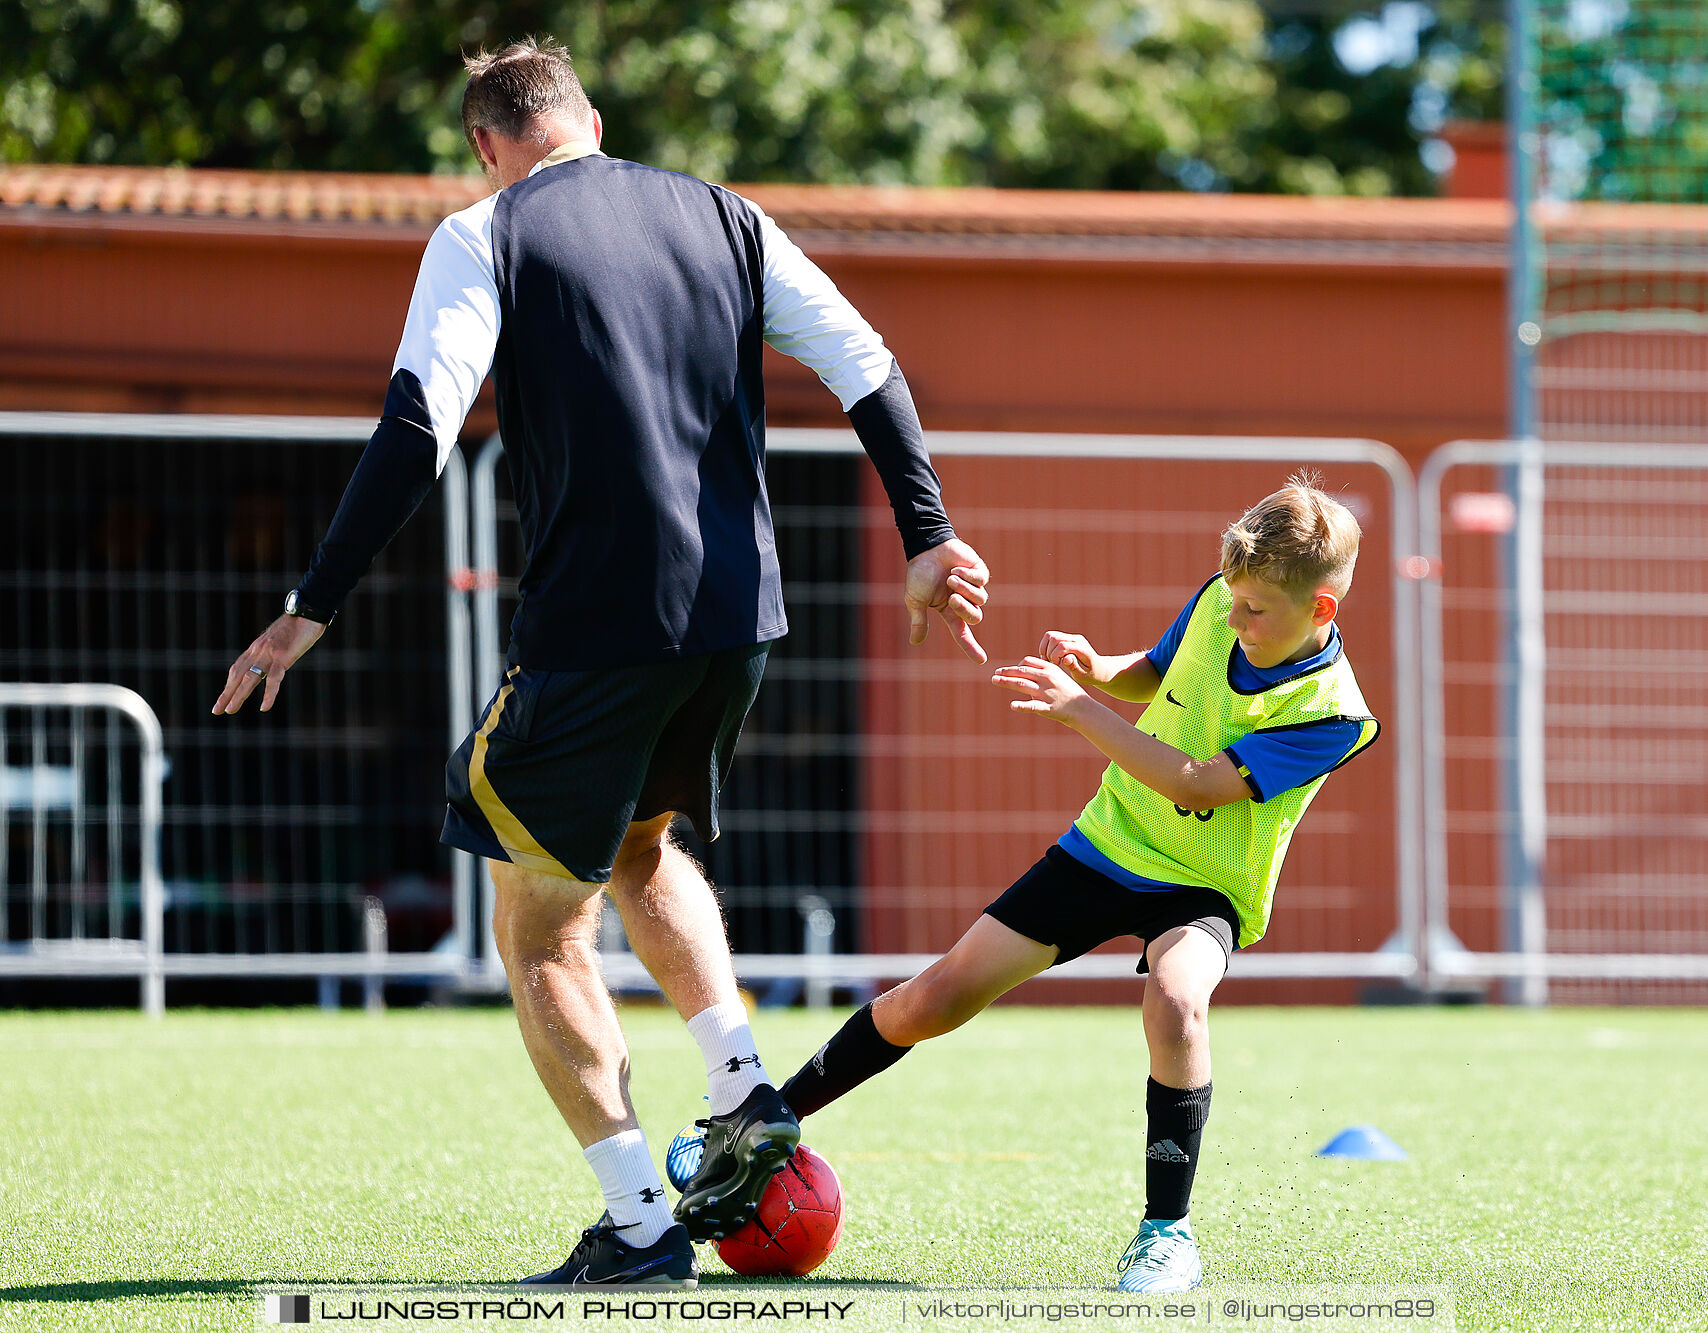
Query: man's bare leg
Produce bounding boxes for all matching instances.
[606,817,771,1111]
[604,815,741,1023]
[490,857,681,1265]
[609,817,787,1105]
[601,815,798,1241]
[490,858,636,1146]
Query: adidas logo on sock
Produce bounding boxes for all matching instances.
[1146,1139,1191,1163]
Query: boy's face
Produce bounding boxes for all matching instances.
[1224,573,1337,669]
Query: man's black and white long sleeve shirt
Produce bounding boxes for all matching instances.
[297,149,954,669]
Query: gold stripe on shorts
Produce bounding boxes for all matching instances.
[469,667,575,879]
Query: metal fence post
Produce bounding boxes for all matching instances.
[1384,448,1428,988]
[798,895,836,1009]
[470,435,509,985]
[1511,438,1549,1005]
[137,697,165,1019]
[441,445,475,976]
[471,436,508,706]
[363,895,388,1015]
[1416,445,1457,992]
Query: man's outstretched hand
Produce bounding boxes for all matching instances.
[905,537,990,664]
[212,614,326,715]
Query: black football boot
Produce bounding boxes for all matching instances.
[520,1212,698,1288]
[672,1083,800,1241]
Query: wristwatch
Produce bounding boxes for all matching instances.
[284,588,336,626]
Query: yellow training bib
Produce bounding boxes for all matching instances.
[1074,576,1379,948]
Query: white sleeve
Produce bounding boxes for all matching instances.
[743,196,896,412]
[392,194,502,474]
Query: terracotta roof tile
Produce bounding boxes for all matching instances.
[0,162,1502,236]
[0,164,489,228]
[1,163,1700,259]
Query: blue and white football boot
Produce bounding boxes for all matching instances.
[1115,1217,1203,1294]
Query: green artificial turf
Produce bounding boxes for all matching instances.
[2,1006,1705,1332]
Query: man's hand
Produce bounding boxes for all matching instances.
[1036,630,1106,684]
[991,656,1100,727]
[212,614,326,715]
[905,537,990,664]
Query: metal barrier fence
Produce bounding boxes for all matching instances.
[1418,440,1708,1001]
[0,683,166,1014]
[27,416,1705,1006]
[470,430,1423,989]
[0,412,469,1005]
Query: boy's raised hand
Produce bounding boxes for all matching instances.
[1037,630,1101,683]
[992,655,1096,725]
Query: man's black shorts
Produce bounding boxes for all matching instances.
[441,643,767,883]
[984,844,1240,974]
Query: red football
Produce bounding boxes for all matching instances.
[715,1144,845,1277]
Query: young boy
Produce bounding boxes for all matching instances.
[780,473,1379,1293]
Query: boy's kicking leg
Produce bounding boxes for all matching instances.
[1116,923,1226,1294]
[781,915,1056,1117]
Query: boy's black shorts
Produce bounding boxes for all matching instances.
[441,643,767,883]
[984,844,1240,974]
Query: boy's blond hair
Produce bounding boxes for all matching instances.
[1220,470,1361,601]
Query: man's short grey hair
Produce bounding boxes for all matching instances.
[461,37,594,154]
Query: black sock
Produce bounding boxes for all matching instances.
[1144,1077,1212,1221]
[779,1002,911,1119]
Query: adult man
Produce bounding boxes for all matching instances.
[213,38,989,1289]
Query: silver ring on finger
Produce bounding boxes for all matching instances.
[248,666,267,676]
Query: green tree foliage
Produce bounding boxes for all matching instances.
[0,0,1505,194]
[560,0,1279,189]
[1243,0,1505,197]
[1535,0,1708,203]
[1,0,476,170]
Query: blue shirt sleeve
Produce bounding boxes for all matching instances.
[1225,719,1366,803]
[1144,596,1198,677]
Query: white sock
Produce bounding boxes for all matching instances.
[686,1001,770,1115]
[582,1130,673,1248]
